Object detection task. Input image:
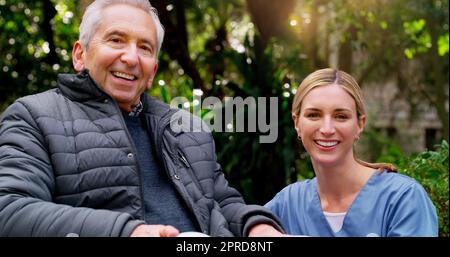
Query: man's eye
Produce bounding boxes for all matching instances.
[110,38,122,43]
[140,45,153,54]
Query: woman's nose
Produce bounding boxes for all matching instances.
[319,118,336,135]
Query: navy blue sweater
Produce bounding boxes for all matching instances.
[123,114,198,232]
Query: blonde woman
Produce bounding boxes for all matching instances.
[265,68,437,236]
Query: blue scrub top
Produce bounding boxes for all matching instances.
[265,171,438,237]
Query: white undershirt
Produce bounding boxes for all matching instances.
[323,211,347,233]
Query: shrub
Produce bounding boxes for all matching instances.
[398,140,449,237]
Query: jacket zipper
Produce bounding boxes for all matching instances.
[178,151,190,168]
[110,99,146,220]
[80,72,144,220]
[177,150,203,193]
[155,109,175,160]
[156,110,207,233]
[155,111,182,181]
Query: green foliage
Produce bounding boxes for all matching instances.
[438,33,449,56]
[403,19,432,59]
[398,140,449,237]
[0,0,77,110]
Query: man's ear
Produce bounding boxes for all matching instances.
[147,63,159,89]
[72,41,86,72]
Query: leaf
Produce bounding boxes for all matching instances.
[438,33,449,56]
[380,21,388,30]
[404,48,415,59]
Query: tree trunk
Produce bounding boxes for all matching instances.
[245,0,296,46]
[301,0,327,70]
[338,25,356,73]
[150,0,206,92]
[174,0,188,47]
[42,0,59,65]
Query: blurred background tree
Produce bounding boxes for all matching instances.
[0,0,448,235]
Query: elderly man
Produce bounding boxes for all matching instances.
[0,0,284,237]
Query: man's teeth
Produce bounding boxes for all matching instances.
[113,72,135,80]
[316,140,338,147]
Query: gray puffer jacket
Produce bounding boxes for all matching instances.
[0,71,283,237]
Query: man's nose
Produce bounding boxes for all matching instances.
[120,45,139,67]
[319,117,336,135]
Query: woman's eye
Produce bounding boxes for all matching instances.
[335,114,348,120]
[306,113,320,118]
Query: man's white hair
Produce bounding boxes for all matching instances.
[79,0,164,54]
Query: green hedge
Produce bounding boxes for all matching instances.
[397,141,449,237]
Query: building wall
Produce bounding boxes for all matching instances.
[358,79,444,159]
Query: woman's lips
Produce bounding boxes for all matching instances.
[314,140,339,151]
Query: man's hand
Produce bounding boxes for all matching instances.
[248,223,285,237]
[130,224,180,237]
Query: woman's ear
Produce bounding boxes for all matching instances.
[292,113,301,137]
[72,41,86,72]
[357,114,366,139]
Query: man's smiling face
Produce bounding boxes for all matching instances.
[73,4,158,112]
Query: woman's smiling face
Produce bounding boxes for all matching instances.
[296,84,365,168]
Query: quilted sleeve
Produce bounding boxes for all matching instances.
[0,100,143,236]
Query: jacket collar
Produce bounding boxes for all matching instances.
[57,69,108,102]
[57,69,174,136]
[57,69,172,119]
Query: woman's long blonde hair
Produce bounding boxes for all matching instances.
[292,68,396,172]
